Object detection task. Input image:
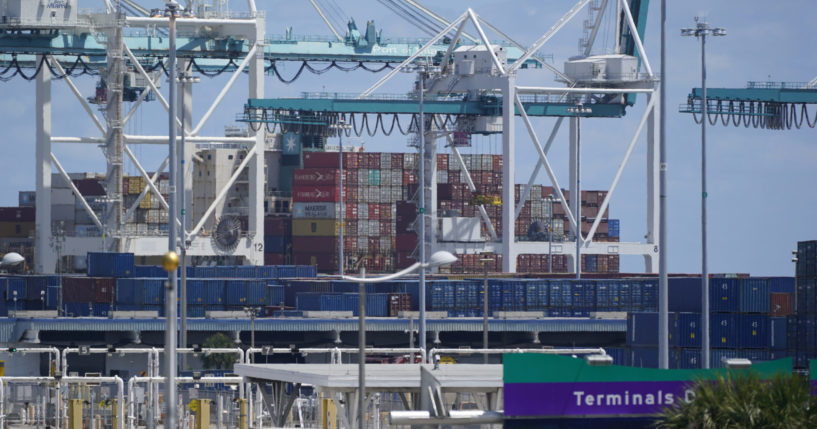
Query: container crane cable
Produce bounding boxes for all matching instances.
[246,110,458,138]
[377,0,443,38]
[690,99,817,130]
[265,60,394,84]
[0,55,99,82]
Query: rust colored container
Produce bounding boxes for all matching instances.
[93,277,115,303]
[437,153,449,170]
[292,186,339,203]
[343,152,359,169]
[264,217,291,236]
[770,292,793,317]
[0,207,34,222]
[388,293,413,316]
[395,233,418,252]
[368,153,380,169]
[292,168,342,185]
[264,253,285,265]
[294,254,338,272]
[368,237,380,253]
[368,204,381,220]
[292,236,339,254]
[344,236,358,252]
[303,152,340,168]
[379,221,391,236]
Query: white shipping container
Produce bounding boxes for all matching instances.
[137,223,148,235]
[292,202,340,219]
[380,169,391,186]
[481,154,493,170]
[358,170,368,184]
[437,170,448,184]
[367,187,379,203]
[380,153,391,169]
[368,220,379,236]
[404,153,417,170]
[379,236,391,251]
[391,187,402,202]
[358,203,368,219]
[357,237,368,251]
[357,222,367,236]
[439,217,484,242]
[379,187,390,202]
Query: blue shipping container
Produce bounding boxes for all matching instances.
[5,276,26,300]
[276,265,298,278]
[678,348,701,369]
[739,278,770,313]
[770,317,787,351]
[264,236,287,253]
[668,277,702,312]
[710,278,740,313]
[215,266,237,278]
[710,313,738,348]
[768,277,795,294]
[296,293,323,311]
[296,265,317,278]
[204,279,225,305]
[87,252,134,277]
[627,312,679,347]
[608,219,620,237]
[235,266,256,278]
[64,302,91,317]
[738,314,770,349]
[677,313,702,348]
[267,285,285,307]
[628,347,658,368]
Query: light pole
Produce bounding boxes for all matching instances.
[480,254,494,364]
[163,2,181,429]
[658,0,669,370]
[341,250,457,428]
[682,19,726,369]
[331,120,351,275]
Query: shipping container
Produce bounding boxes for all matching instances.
[303,152,339,168]
[292,219,341,237]
[709,278,740,313]
[267,285,285,307]
[224,280,267,305]
[710,349,740,368]
[677,313,702,348]
[204,279,225,305]
[678,348,701,369]
[291,202,339,219]
[767,277,795,294]
[738,314,770,349]
[292,168,342,185]
[86,252,134,277]
[770,317,787,351]
[668,277,702,312]
[770,292,793,317]
[263,236,287,253]
[626,312,679,347]
[264,216,291,235]
[710,313,738,348]
[291,186,339,203]
[739,278,770,313]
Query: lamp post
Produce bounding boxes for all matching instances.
[331,120,351,275]
[682,19,726,369]
[401,62,440,362]
[341,250,457,428]
[164,2,181,429]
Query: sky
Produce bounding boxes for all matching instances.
[0,0,815,276]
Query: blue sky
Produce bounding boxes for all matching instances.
[0,0,814,275]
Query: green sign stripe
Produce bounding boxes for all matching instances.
[503,354,792,384]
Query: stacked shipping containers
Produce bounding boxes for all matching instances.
[789,240,817,368]
[626,276,792,368]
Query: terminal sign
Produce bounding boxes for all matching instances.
[503,354,791,418]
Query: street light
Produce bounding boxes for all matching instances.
[341,250,457,428]
[401,62,441,364]
[164,2,182,429]
[682,18,726,370]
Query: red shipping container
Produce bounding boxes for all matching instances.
[346,186,359,201]
[292,186,339,202]
[344,236,357,252]
[62,277,95,302]
[303,152,340,168]
[264,253,286,265]
[345,219,358,236]
[380,203,392,221]
[395,233,418,252]
[391,153,403,167]
[437,153,449,170]
[388,293,413,316]
[292,168,341,185]
[379,221,391,236]
[0,206,34,222]
[343,152,359,169]
[396,252,415,269]
[345,204,359,219]
[93,277,115,303]
[264,216,291,236]
[368,153,380,169]
[770,292,793,317]
[368,204,381,220]
[403,171,417,185]
[293,236,339,254]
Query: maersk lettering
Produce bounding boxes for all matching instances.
[573,390,675,407]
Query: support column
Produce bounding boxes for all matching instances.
[105,14,124,252]
[501,75,516,273]
[36,54,55,274]
[180,60,194,234]
[568,117,578,273]
[247,19,266,265]
[645,93,660,273]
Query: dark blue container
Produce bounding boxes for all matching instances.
[595,281,613,311]
[5,276,26,300]
[204,279,225,305]
[739,278,770,313]
[738,314,770,349]
[627,312,679,347]
[617,281,632,311]
[115,278,135,304]
[608,219,620,237]
[255,266,275,278]
[235,265,256,278]
[320,294,344,311]
[677,313,702,348]
[187,306,205,317]
[264,236,287,253]
[710,278,740,313]
[630,281,643,312]
[46,285,58,308]
[64,302,92,317]
[296,265,317,278]
[740,349,771,363]
[24,276,48,299]
[225,280,248,305]
[710,313,738,348]
[770,317,787,351]
[525,282,539,310]
[628,347,658,368]
[641,279,658,312]
[584,255,597,272]
[186,279,205,304]
[139,278,165,305]
[572,281,596,308]
[116,304,142,312]
[798,278,816,315]
[605,347,628,366]
[549,280,572,310]
[87,252,134,277]
[284,280,332,307]
[215,266,236,278]
[276,265,298,278]
[296,293,323,311]
[678,348,701,369]
[91,303,110,317]
[710,349,740,368]
[247,280,267,305]
[132,265,166,278]
[668,277,702,312]
[267,285,284,306]
[195,266,216,278]
[455,282,478,309]
[342,293,389,316]
[768,277,795,294]
[430,281,455,311]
